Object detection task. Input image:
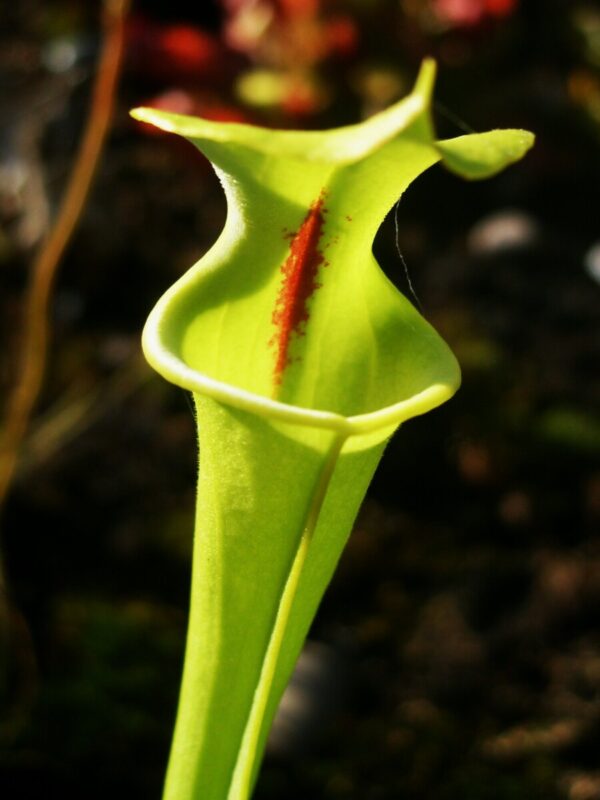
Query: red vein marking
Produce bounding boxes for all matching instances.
[270,189,328,388]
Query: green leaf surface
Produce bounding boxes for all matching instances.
[133,60,533,799]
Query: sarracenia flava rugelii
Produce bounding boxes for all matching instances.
[132,60,533,800]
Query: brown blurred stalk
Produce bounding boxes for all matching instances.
[0,0,130,509]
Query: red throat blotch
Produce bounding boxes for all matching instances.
[270,190,328,389]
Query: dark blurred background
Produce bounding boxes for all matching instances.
[1,1,599,798]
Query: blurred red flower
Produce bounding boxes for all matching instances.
[432,0,518,28]
[126,16,234,82]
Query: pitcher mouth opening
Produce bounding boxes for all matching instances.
[142,298,461,438]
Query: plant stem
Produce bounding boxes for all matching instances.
[162,427,346,800]
[227,431,346,799]
[0,0,129,509]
